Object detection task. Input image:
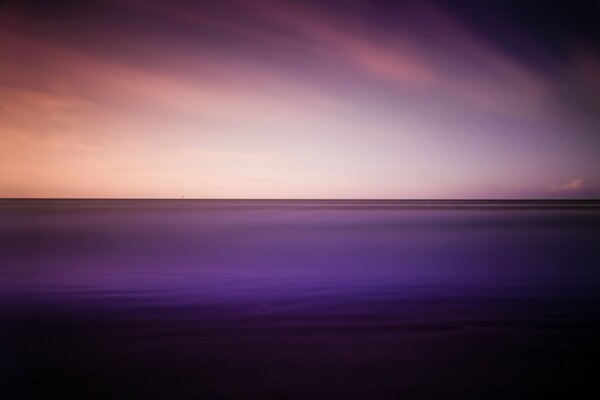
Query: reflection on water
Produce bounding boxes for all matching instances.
[2,200,600,398]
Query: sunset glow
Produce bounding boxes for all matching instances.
[1,0,598,198]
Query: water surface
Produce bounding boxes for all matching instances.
[2,200,600,398]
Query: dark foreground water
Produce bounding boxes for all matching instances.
[2,200,600,398]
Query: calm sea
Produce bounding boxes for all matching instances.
[2,200,600,398]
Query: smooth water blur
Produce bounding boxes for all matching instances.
[2,200,600,398]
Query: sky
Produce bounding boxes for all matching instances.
[0,0,599,199]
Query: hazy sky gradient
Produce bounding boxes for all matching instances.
[1,0,599,198]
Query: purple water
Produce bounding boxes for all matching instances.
[2,200,600,398]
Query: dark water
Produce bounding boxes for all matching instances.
[2,200,600,398]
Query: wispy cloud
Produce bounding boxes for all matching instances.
[151,1,552,114]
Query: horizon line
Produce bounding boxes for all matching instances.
[1,198,600,202]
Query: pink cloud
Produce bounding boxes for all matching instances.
[552,178,585,192]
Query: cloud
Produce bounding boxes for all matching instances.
[547,178,600,199]
[1,0,562,121]
[552,178,585,192]
[136,0,553,118]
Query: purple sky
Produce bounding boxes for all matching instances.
[1,0,599,198]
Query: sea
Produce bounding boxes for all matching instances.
[1,199,600,398]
